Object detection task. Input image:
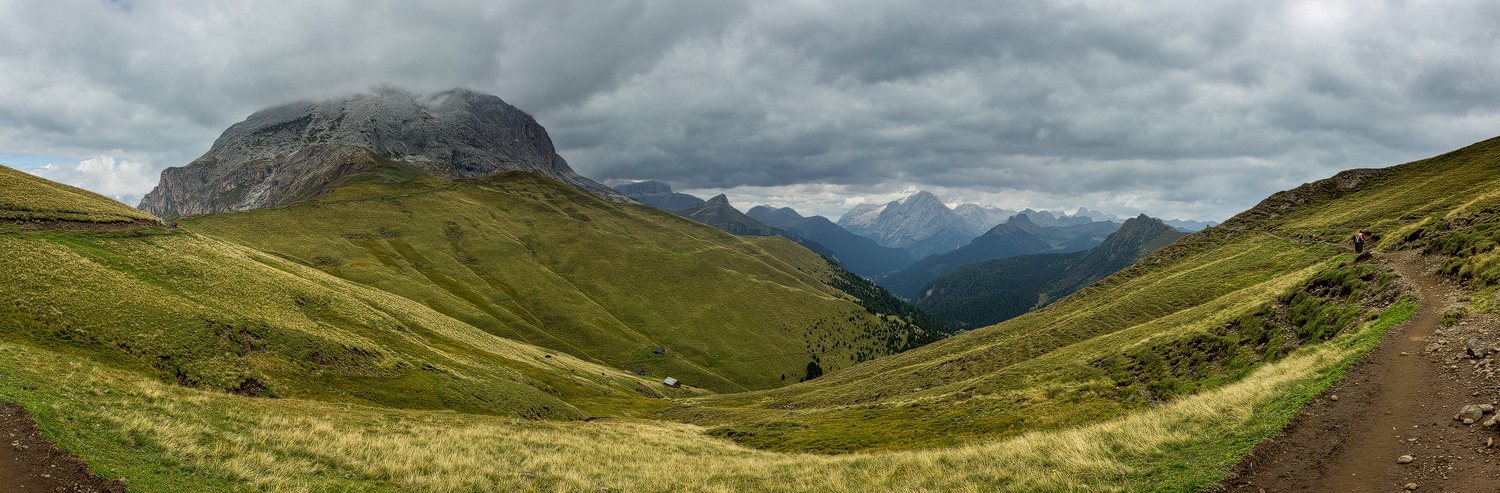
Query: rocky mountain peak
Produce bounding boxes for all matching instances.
[904,190,942,205]
[1113,214,1169,236]
[614,180,703,211]
[747,206,804,225]
[837,203,887,231]
[139,87,626,218]
[614,180,673,195]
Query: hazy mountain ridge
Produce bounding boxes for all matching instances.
[913,214,1186,328]
[952,204,1017,234]
[835,191,972,260]
[139,88,627,218]
[614,180,705,210]
[747,205,914,278]
[878,214,1122,298]
[836,191,1134,260]
[1164,218,1217,232]
[673,195,841,262]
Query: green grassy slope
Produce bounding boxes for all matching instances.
[1,164,718,421]
[0,226,700,420]
[1222,136,1500,288]
[183,171,942,393]
[0,165,159,225]
[663,137,1500,456]
[6,137,1500,491]
[669,231,1383,452]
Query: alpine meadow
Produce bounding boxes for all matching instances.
[6,119,1500,490]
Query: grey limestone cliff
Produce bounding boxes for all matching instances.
[139,88,626,218]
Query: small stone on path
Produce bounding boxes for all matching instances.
[1468,338,1489,358]
[1405,483,1418,490]
[1457,404,1484,422]
[1397,454,1414,464]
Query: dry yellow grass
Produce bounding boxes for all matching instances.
[0,165,157,223]
[2,310,1378,492]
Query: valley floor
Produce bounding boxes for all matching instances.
[1222,252,1500,491]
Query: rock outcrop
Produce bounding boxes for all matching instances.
[139,88,626,218]
[614,180,705,211]
[835,191,978,258]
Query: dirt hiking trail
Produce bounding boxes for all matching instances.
[0,401,123,492]
[1221,251,1500,492]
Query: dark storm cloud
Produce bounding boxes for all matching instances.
[3,0,1499,220]
[556,0,1500,219]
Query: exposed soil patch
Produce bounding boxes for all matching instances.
[1220,252,1500,492]
[0,401,125,492]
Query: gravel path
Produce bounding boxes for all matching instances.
[1220,251,1500,492]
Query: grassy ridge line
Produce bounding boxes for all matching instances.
[1223,137,1500,246]
[660,238,1358,453]
[658,231,1347,451]
[0,228,697,420]
[0,165,158,224]
[185,172,935,392]
[0,297,1414,491]
[772,232,1317,393]
[664,137,1500,456]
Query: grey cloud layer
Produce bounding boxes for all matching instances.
[3,0,1498,220]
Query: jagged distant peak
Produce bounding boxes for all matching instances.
[1117,213,1166,230]
[903,190,941,204]
[705,194,731,205]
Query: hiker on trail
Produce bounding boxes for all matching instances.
[1353,231,1366,254]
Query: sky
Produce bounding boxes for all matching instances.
[3,0,1498,221]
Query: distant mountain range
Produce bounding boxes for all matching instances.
[1163,218,1217,232]
[837,191,1129,260]
[836,191,975,259]
[747,206,913,278]
[912,214,1186,329]
[612,180,705,210]
[952,204,1015,233]
[877,213,1122,298]
[618,184,1212,276]
[673,195,841,261]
